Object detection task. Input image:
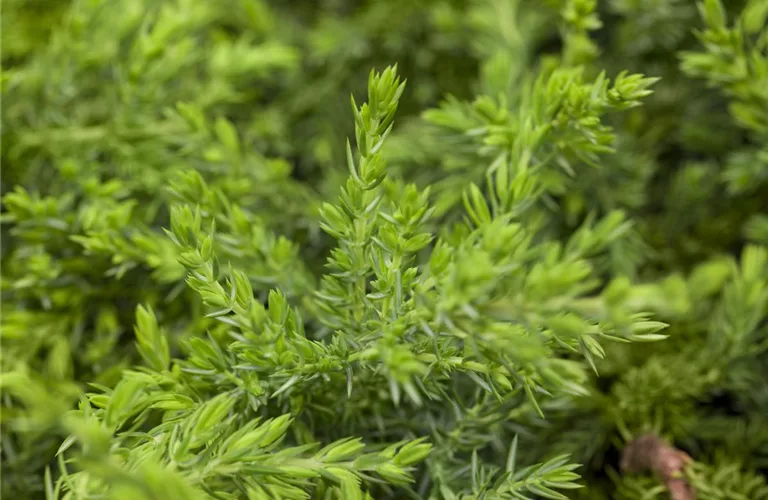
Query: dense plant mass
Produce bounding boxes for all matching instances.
[2,0,768,498]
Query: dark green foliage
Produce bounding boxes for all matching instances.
[2,0,767,499]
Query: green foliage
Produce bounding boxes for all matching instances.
[615,459,768,500]
[2,0,768,499]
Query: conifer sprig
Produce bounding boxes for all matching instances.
[3,1,768,499]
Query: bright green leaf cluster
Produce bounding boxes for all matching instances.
[3,1,768,499]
